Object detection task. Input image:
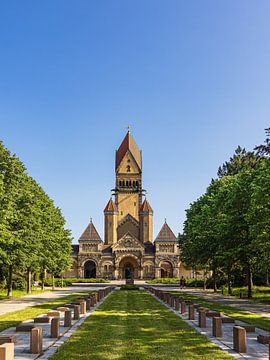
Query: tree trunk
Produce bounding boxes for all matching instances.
[247,266,253,299]
[7,265,13,297]
[227,267,232,296]
[266,269,269,287]
[61,275,63,288]
[52,274,55,291]
[212,267,217,292]
[27,268,32,294]
[41,267,45,290]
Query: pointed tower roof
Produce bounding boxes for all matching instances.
[139,199,153,213]
[104,198,118,213]
[79,220,102,241]
[116,130,142,170]
[155,221,177,242]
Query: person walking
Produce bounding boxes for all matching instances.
[179,276,186,289]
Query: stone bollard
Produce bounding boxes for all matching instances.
[30,327,43,354]
[175,298,180,311]
[64,310,72,327]
[198,310,206,328]
[188,304,195,320]
[86,298,91,311]
[212,317,222,338]
[80,301,86,315]
[181,302,186,314]
[233,326,246,353]
[51,317,60,338]
[73,305,80,320]
[0,343,14,360]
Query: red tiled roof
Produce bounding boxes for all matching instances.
[79,221,102,241]
[139,199,153,213]
[155,221,177,241]
[104,198,118,213]
[116,131,142,170]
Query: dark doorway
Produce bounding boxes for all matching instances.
[84,260,96,278]
[160,269,166,278]
[124,262,134,279]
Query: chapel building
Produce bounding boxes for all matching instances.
[67,130,192,280]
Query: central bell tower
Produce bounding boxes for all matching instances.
[104,129,153,245]
[114,129,142,221]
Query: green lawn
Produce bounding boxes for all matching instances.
[0,288,48,300]
[51,290,232,360]
[0,291,91,332]
[218,286,270,304]
[170,291,270,331]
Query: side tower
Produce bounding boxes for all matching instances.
[114,129,143,222]
[139,199,153,243]
[104,198,118,244]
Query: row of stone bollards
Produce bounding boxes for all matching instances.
[0,286,115,360]
[147,287,270,358]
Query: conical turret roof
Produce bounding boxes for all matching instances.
[116,130,142,170]
[104,198,118,213]
[155,221,177,242]
[139,199,153,213]
[79,220,102,241]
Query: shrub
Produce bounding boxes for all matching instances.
[120,285,140,290]
[146,278,180,284]
[65,278,110,283]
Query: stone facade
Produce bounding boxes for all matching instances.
[65,130,192,280]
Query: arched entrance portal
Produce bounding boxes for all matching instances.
[119,256,140,279]
[160,261,173,278]
[84,260,96,278]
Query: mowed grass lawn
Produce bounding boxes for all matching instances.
[0,291,91,332]
[170,291,270,332]
[51,290,232,360]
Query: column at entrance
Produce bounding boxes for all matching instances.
[155,267,160,279]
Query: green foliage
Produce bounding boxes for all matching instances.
[67,278,109,283]
[0,140,72,296]
[43,278,110,287]
[120,285,140,290]
[180,128,270,297]
[147,278,180,284]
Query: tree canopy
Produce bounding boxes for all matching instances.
[0,141,72,296]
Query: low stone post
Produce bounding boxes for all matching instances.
[233,326,246,353]
[212,317,222,338]
[80,301,86,315]
[0,343,14,360]
[198,310,206,328]
[175,298,180,311]
[30,327,43,354]
[188,304,195,320]
[51,317,60,338]
[74,305,80,320]
[86,298,91,311]
[64,310,72,327]
[181,302,186,314]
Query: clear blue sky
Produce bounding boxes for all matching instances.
[0,1,269,242]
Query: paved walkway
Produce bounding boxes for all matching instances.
[0,285,106,316]
[151,286,270,317]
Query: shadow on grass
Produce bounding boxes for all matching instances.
[0,291,92,333]
[170,291,270,332]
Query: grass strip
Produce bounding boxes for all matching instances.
[171,291,270,331]
[0,290,91,333]
[0,288,48,301]
[51,290,233,360]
